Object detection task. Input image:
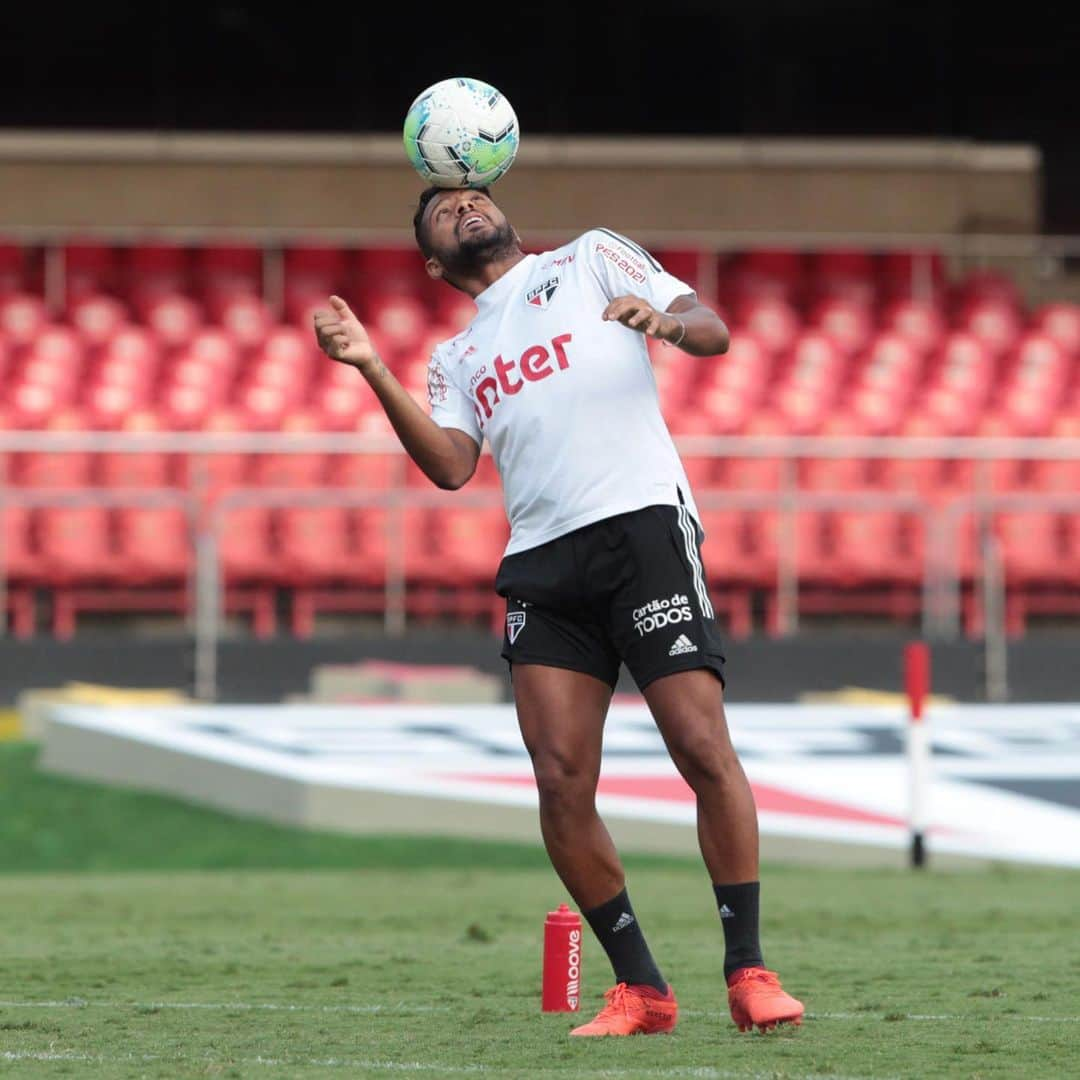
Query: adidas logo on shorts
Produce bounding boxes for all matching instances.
[668,634,698,656]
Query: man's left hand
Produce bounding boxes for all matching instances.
[602,295,681,342]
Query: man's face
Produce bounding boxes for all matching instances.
[422,188,515,272]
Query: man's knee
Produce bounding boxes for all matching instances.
[666,717,740,789]
[531,748,596,811]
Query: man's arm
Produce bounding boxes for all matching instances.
[314,296,480,490]
[602,293,730,357]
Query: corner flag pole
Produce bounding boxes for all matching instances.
[904,641,930,869]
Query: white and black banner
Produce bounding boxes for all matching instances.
[43,702,1080,868]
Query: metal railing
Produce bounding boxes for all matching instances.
[2,433,1079,699]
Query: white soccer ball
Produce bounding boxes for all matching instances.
[403,77,519,189]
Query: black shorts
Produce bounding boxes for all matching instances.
[495,503,725,691]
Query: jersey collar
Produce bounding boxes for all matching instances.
[474,253,537,312]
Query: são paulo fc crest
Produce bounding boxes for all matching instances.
[525,276,560,310]
[506,610,526,644]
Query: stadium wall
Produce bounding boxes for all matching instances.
[2,634,1077,706]
[0,133,1040,237]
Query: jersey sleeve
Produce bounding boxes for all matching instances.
[584,228,695,312]
[427,347,483,447]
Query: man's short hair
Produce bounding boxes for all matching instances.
[413,186,491,258]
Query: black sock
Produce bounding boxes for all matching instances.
[713,881,764,980]
[582,887,667,994]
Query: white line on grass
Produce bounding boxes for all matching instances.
[0,1053,897,1079]
[0,998,447,1014]
[682,1009,1080,1023]
[2,1000,1078,1025]
[811,1011,1080,1023]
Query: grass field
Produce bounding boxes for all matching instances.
[2,742,1079,1079]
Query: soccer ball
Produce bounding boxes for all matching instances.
[403,77,519,189]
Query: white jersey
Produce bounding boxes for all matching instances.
[426,228,701,557]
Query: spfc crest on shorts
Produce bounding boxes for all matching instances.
[525,276,560,310]
[506,610,526,644]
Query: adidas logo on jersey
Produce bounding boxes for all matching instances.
[718,904,735,919]
[611,911,636,933]
[668,634,698,656]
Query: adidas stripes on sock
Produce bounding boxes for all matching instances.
[583,887,668,994]
[713,880,764,980]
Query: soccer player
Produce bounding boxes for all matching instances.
[313,187,803,1036]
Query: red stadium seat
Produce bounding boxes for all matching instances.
[278,506,354,584]
[436,506,508,584]
[8,383,61,427]
[695,508,755,636]
[880,298,946,355]
[0,294,50,348]
[198,245,263,307]
[235,384,289,429]
[809,297,873,357]
[38,506,116,587]
[218,295,274,350]
[353,247,426,296]
[169,355,227,400]
[63,242,118,301]
[810,250,875,301]
[94,356,153,396]
[0,505,38,636]
[731,250,803,304]
[102,325,161,369]
[247,360,306,405]
[126,245,189,306]
[291,505,440,631]
[312,384,364,429]
[251,412,327,486]
[97,409,171,487]
[219,506,276,583]
[179,408,252,491]
[187,328,240,375]
[69,295,128,349]
[735,297,800,356]
[85,383,150,428]
[16,409,93,487]
[723,414,787,491]
[116,507,191,583]
[1,503,38,581]
[878,251,946,302]
[432,291,478,332]
[0,243,28,297]
[144,294,204,350]
[364,292,430,357]
[953,269,1022,310]
[31,325,84,372]
[956,299,1022,357]
[1031,302,1080,357]
[260,325,315,368]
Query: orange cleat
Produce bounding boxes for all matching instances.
[569,982,678,1037]
[727,967,804,1032]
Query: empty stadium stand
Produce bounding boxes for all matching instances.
[0,241,1078,638]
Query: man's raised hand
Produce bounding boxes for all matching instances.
[602,294,680,342]
[313,296,378,370]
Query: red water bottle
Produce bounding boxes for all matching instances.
[542,903,582,1012]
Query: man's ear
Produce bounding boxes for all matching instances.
[425,256,444,281]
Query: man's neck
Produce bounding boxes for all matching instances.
[454,249,528,299]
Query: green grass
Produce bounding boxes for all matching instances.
[1,741,1078,1078]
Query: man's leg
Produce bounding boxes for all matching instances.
[642,669,758,887]
[511,662,620,907]
[643,667,803,1030]
[513,663,676,1034]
